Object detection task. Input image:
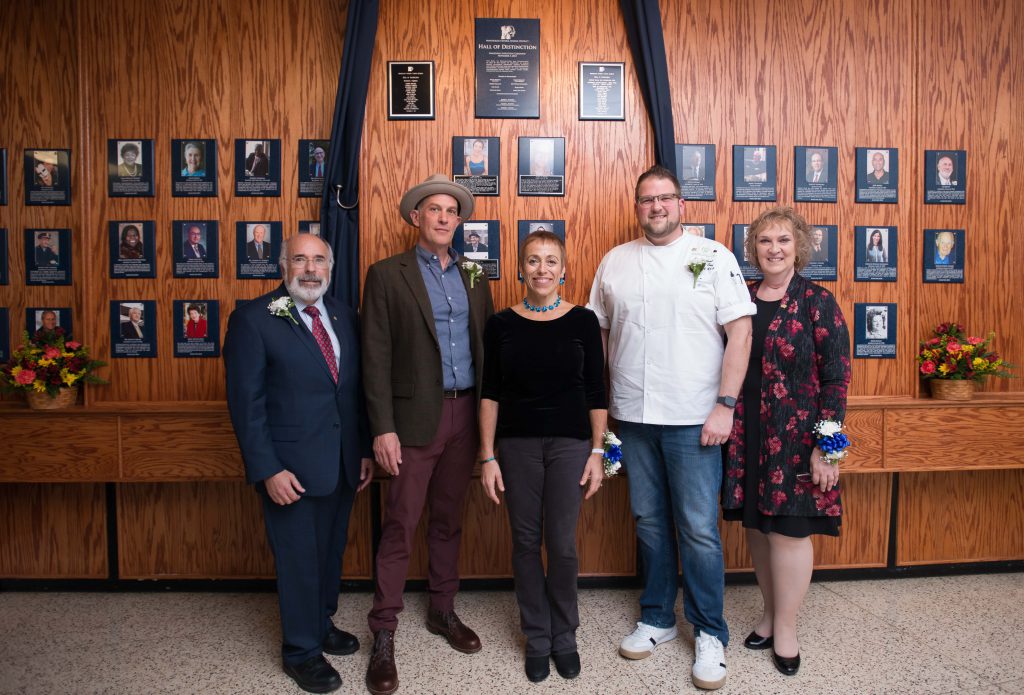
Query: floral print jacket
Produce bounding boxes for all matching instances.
[723,273,851,517]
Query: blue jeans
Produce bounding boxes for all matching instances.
[619,421,729,646]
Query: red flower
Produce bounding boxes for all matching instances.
[769,469,784,484]
[65,341,82,350]
[947,342,961,353]
[920,360,936,375]
[767,436,782,454]
[733,485,744,502]
[826,504,841,517]
[778,343,795,359]
[787,301,799,313]
[768,317,782,331]
[927,337,941,347]
[772,382,788,399]
[772,490,788,506]
[814,327,829,343]
[15,369,36,385]
[786,319,803,335]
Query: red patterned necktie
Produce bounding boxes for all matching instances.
[303,306,338,383]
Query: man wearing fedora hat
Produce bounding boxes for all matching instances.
[361,174,494,695]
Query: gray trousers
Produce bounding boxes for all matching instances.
[498,436,590,656]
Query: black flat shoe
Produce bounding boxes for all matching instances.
[283,654,342,693]
[323,626,360,655]
[743,630,774,650]
[772,650,801,676]
[524,655,550,682]
[552,651,581,679]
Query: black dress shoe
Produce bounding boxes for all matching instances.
[772,649,801,676]
[552,651,581,679]
[743,630,774,650]
[323,626,359,656]
[524,655,550,682]
[283,654,342,694]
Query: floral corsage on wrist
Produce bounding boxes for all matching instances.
[461,261,484,288]
[602,431,623,477]
[686,249,714,289]
[268,296,298,324]
[813,420,850,465]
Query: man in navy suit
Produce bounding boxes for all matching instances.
[225,233,373,694]
[182,225,207,261]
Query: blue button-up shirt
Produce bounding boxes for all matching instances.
[416,245,473,390]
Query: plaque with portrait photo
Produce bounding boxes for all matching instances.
[107,139,154,197]
[26,307,73,341]
[793,146,837,203]
[854,226,898,282]
[579,62,624,121]
[173,220,219,278]
[517,220,565,280]
[923,229,964,284]
[803,224,837,282]
[24,148,72,205]
[299,139,329,197]
[676,144,716,202]
[109,221,156,279]
[732,145,776,202]
[0,148,7,206]
[924,150,966,205]
[0,228,7,285]
[298,220,322,237]
[236,221,282,279]
[454,220,500,280]
[388,61,435,120]
[681,223,716,241]
[452,137,500,197]
[25,228,72,285]
[731,224,761,280]
[171,139,217,197]
[174,300,220,358]
[0,308,8,364]
[111,300,157,358]
[518,137,564,196]
[235,138,281,197]
[475,18,540,119]
[856,147,898,203]
[854,303,897,359]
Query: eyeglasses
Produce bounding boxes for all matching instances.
[289,255,329,268]
[636,193,680,207]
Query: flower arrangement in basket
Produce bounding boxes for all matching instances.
[0,328,107,407]
[917,322,1014,400]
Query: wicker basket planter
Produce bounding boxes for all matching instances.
[26,386,79,410]
[929,379,975,401]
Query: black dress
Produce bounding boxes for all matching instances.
[723,297,840,537]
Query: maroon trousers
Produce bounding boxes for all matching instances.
[368,395,478,632]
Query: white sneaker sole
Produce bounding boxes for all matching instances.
[692,672,726,690]
[618,628,678,660]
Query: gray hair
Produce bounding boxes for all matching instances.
[279,234,335,271]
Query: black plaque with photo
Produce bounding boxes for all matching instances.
[518,137,564,196]
[387,61,435,120]
[235,138,281,197]
[731,224,761,280]
[804,225,838,282]
[579,62,624,120]
[475,18,540,119]
[25,229,72,285]
[173,220,219,278]
[681,223,716,241]
[855,226,898,282]
[676,144,716,201]
[0,228,7,285]
[454,220,500,280]
[107,139,154,197]
[856,147,898,203]
[109,221,156,279]
[452,137,500,196]
[0,148,7,205]
[111,300,157,358]
[923,229,964,284]
[25,307,73,339]
[173,300,220,358]
[0,308,8,363]
[299,139,329,197]
[24,148,72,205]
[924,150,966,205]
[298,220,322,237]
[236,221,282,279]
[854,303,897,359]
[171,139,217,197]
[794,146,838,203]
[732,145,777,202]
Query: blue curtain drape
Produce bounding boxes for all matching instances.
[320,0,380,310]
[620,0,676,172]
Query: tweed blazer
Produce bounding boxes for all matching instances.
[361,247,494,446]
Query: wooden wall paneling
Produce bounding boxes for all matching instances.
[897,470,1024,565]
[722,473,891,571]
[0,483,107,578]
[884,406,1024,471]
[0,414,119,482]
[120,412,245,480]
[577,478,636,576]
[841,409,884,472]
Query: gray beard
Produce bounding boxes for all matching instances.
[287,275,329,304]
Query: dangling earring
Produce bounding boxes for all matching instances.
[559,277,565,286]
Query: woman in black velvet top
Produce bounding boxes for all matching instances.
[478,230,607,684]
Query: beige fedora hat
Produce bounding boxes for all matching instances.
[398,174,474,226]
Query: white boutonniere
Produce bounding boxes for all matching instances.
[687,249,715,288]
[268,296,298,324]
[462,261,484,289]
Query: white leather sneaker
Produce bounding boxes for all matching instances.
[618,622,678,659]
[692,631,727,690]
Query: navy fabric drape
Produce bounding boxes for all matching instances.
[620,0,677,172]
[320,0,380,310]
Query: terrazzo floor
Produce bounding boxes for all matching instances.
[1,573,1021,694]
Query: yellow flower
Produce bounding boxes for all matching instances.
[32,380,48,393]
[962,345,974,354]
[973,358,988,370]
[37,358,54,368]
[62,351,75,359]
[10,365,22,379]
[938,364,951,375]
[60,369,79,386]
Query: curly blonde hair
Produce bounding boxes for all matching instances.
[744,206,814,271]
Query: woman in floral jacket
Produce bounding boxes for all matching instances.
[723,207,851,677]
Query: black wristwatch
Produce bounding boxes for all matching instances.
[716,395,737,408]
